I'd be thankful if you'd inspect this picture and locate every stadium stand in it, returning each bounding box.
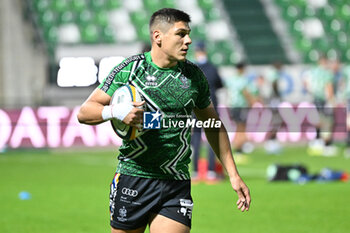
[27,0,350,66]
[222,0,289,64]
[29,0,237,66]
[274,0,350,63]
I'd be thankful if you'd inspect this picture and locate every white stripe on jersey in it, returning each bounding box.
[160,126,191,180]
[129,59,144,80]
[122,137,148,161]
[134,66,180,89]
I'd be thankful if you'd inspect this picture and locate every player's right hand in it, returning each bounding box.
[230,176,251,212]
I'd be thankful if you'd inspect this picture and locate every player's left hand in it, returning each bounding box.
[230,176,251,212]
[122,101,145,128]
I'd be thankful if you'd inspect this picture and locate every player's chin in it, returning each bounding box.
[177,54,187,61]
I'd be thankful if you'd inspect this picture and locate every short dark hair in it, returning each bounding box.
[236,62,246,69]
[149,8,191,34]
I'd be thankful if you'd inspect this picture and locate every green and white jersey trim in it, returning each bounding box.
[119,137,148,161]
[160,127,192,180]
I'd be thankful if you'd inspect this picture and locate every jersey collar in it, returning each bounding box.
[144,51,181,72]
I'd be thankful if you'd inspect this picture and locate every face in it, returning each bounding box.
[159,21,192,62]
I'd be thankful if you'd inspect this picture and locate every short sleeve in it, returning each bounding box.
[99,53,149,96]
[98,61,133,96]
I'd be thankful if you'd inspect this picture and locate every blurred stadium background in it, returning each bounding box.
[0,0,350,233]
[1,0,350,107]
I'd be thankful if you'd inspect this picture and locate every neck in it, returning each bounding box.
[150,48,178,68]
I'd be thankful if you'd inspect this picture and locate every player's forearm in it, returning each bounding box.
[205,125,241,179]
[77,101,106,125]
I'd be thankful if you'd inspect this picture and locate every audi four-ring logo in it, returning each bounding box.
[122,187,138,197]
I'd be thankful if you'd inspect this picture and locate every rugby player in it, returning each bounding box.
[78,8,250,233]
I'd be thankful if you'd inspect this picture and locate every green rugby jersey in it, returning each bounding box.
[99,52,211,180]
[308,66,333,101]
[224,73,250,108]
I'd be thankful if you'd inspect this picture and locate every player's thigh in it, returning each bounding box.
[111,226,146,233]
[149,214,190,233]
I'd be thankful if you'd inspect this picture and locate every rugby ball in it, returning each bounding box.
[110,84,144,140]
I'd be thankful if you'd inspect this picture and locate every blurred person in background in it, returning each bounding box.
[262,62,283,107]
[337,64,350,157]
[329,57,342,96]
[77,8,250,233]
[261,62,285,155]
[303,55,337,156]
[224,62,258,157]
[191,41,224,183]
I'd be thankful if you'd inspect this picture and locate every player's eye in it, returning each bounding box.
[177,30,190,38]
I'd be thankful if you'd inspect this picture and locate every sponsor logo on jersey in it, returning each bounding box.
[179,75,190,89]
[145,75,158,86]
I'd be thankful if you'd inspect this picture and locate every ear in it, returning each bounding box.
[153,30,162,46]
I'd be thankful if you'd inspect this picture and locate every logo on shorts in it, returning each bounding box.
[122,187,139,197]
[177,199,193,219]
[117,206,128,222]
[143,110,161,129]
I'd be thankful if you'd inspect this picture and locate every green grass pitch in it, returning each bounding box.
[0,146,349,233]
